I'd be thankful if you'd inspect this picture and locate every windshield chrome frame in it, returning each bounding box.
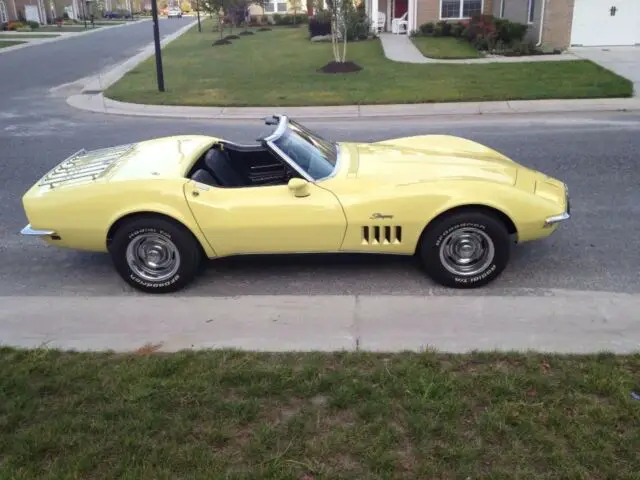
[263,115,339,184]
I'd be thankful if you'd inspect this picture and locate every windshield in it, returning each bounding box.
[271,120,338,181]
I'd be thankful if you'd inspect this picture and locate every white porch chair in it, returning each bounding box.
[373,12,385,33]
[391,11,408,34]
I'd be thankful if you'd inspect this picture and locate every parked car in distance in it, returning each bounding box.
[167,7,182,18]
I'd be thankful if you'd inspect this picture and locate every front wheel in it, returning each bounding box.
[418,210,511,288]
[109,215,203,293]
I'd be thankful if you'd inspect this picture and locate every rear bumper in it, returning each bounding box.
[20,224,56,236]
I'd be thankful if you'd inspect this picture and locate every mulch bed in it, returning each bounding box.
[318,61,363,74]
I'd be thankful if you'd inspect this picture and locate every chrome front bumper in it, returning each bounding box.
[544,186,571,228]
[20,224,56,236]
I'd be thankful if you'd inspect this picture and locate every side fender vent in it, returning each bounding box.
[362,225,403,245]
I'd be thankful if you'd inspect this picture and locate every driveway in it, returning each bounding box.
[570,46,640,96]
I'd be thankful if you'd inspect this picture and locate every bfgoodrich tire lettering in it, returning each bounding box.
[109,215,202,294]
[419,210,511,288]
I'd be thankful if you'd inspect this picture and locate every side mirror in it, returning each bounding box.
[287,178,310,198]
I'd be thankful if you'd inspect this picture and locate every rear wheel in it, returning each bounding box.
[418,210,511,288]
[109,215,203,293]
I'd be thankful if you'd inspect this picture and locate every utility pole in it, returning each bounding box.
[196,0,201,32]
[150,0,165,91]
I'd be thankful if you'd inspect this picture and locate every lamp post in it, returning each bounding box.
[196,0,201,32]
[150,0,165,91]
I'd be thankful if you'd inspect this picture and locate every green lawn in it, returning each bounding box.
[105,24,633,107]
[411,35,483,59]
[1,347,639,478]
[0,40,25,48]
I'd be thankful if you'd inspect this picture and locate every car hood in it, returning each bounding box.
[349,135,520,186]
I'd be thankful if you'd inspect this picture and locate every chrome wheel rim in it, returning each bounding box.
[125,233,181,282]
[438,227,495,277]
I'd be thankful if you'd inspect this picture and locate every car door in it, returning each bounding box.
[184,180,347,257]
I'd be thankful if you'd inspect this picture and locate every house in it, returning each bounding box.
[1,0,74,24]
[1,0,47,23]
[248,0,308,19]
[364,0,640,50]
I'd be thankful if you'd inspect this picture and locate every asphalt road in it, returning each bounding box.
[1,20,639,300]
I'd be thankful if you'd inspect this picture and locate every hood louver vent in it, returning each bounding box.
[362,225,402,245]
[39,143,136,189]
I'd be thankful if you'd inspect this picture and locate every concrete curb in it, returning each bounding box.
[1,291,639,353]
[68,93,640,121]
[0,19,151,55]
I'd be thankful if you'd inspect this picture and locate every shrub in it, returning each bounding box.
[7,21,24,30]
[450,21,465,37]
[344,9,370,40]
[273,13,308,25]
[308,11,331,37]
[249,14,265,25]
[493,18,528,44]
[438,20,452,36]
[418,21,434,35]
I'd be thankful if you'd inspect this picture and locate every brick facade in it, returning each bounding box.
[412,0,574,50]
[540,0,575,49]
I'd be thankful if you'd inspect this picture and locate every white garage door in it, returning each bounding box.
[571,0,640,46]
[24,4,41,23]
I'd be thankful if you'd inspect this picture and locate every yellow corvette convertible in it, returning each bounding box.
[20,115,570,293]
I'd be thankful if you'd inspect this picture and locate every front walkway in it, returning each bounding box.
[379,33,579,64]
[570,46,640,97]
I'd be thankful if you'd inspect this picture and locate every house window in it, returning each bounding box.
[0,0,8,23]
[527,0,535,23]
[264,0,287,13]
[440,0,482,19]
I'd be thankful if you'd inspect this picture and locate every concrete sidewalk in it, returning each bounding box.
[379,33,579,64]
[1,291,639,353]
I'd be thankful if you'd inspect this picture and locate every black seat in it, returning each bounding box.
[191,168,219,186]
[203,149,246,187]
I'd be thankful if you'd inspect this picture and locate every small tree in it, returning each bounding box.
[289,0,302,25]
[202,0,232,39]
[325,0,353,63]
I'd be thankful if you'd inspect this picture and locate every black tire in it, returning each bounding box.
[418,209,511,288]
[109,215,203,294]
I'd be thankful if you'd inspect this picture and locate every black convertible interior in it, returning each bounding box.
[187,142,300,188]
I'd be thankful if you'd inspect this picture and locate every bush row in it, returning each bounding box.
[1,20,40,30]
[248,13,308,26]
[308,8,371,41]
[413,14,529,51]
